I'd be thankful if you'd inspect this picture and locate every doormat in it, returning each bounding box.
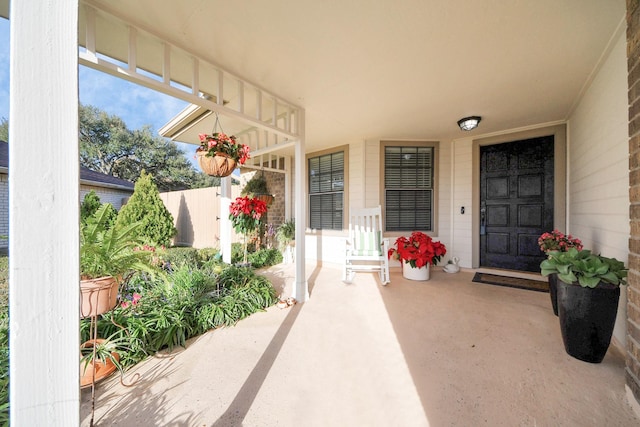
[472,273,549,293]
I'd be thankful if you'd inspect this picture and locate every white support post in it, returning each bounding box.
[220,176,232,264]
[10,1,80,425]
[293,111,308,302]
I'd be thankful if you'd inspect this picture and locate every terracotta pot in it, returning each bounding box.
[80,339,120,388]
[402,261,430,281]
[196,150,237,177]
[80,276,119,319]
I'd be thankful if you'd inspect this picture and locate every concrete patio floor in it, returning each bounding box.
[81,263,640,426]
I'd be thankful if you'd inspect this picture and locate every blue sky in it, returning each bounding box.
[0,18,194,160]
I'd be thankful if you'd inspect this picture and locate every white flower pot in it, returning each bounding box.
[402,261,430,281]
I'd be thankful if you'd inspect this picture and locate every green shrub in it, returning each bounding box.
[231,242,256,264]
[0,301,7,426]
[0,257,7,310]
[82,262,277,370]
[197,247,220,264]
[80,191,117,228]
[116,170,176,247]
[248,248,283,268]
[162,247,200,270]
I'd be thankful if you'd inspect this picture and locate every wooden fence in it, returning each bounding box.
[160,186,242,248]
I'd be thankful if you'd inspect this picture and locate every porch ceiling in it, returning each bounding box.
[59,1,633,149]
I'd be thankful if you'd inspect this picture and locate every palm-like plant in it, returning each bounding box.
[80,204,148,279]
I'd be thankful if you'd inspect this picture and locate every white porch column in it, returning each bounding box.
[10,1,80,425]
[293,111,308,302]
[220,175,232,264]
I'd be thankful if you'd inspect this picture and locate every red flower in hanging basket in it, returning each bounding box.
[196,132,251,165]
[388,231,446,268]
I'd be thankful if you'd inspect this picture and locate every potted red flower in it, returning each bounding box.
[229,196,268,265]
[538,229,583,253]
[388,231,446,281]
[538,229,583,316]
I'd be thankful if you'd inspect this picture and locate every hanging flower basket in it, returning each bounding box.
[196,150,237,177]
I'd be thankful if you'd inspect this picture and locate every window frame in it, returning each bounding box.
[381,141,439,234]
[306,146,349,231]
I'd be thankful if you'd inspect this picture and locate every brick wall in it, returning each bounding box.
[628,0,640,406]
[239,170,286,249]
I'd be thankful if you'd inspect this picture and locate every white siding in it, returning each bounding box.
[80,184,133,210]
[567,29,628,346]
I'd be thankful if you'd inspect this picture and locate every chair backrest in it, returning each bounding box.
[348,206,384,256]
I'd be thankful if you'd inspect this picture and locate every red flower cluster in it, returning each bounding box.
[197,132,251,165]
[388,231,447,268]
[538,230,583,253]
[229,196,268,235]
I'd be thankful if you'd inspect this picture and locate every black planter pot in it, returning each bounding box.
[556,280,620,363]
[548,273,558,316]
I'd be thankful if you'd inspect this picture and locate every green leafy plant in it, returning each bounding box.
[116,170,177,247]
[276,219,295,250]
[241,173,270,197]
[80,333,131,378]
[81,204,152,279]
[540,248,627,288]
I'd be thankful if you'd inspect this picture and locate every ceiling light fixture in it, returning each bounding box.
[457,116,482,131]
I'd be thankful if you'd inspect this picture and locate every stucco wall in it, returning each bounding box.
[567,28,629,347]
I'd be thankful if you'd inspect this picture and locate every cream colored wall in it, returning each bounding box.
[307,139,454,268]
[449,138,474,268]
[566,28,629,347]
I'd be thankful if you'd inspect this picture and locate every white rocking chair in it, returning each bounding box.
[343,206,390,285]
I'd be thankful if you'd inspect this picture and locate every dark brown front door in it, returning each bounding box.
[480,137,554,272]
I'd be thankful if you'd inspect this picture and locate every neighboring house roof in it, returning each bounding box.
[79,166,135,191]
[0,141,135,191]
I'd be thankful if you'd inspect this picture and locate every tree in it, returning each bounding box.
[0,118,7,142]
[79,104,221,191]
[116,170,176,247]
[80,190,117,228]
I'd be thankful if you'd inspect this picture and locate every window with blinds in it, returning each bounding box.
[309,151,344,230]
[384,146,433,231]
